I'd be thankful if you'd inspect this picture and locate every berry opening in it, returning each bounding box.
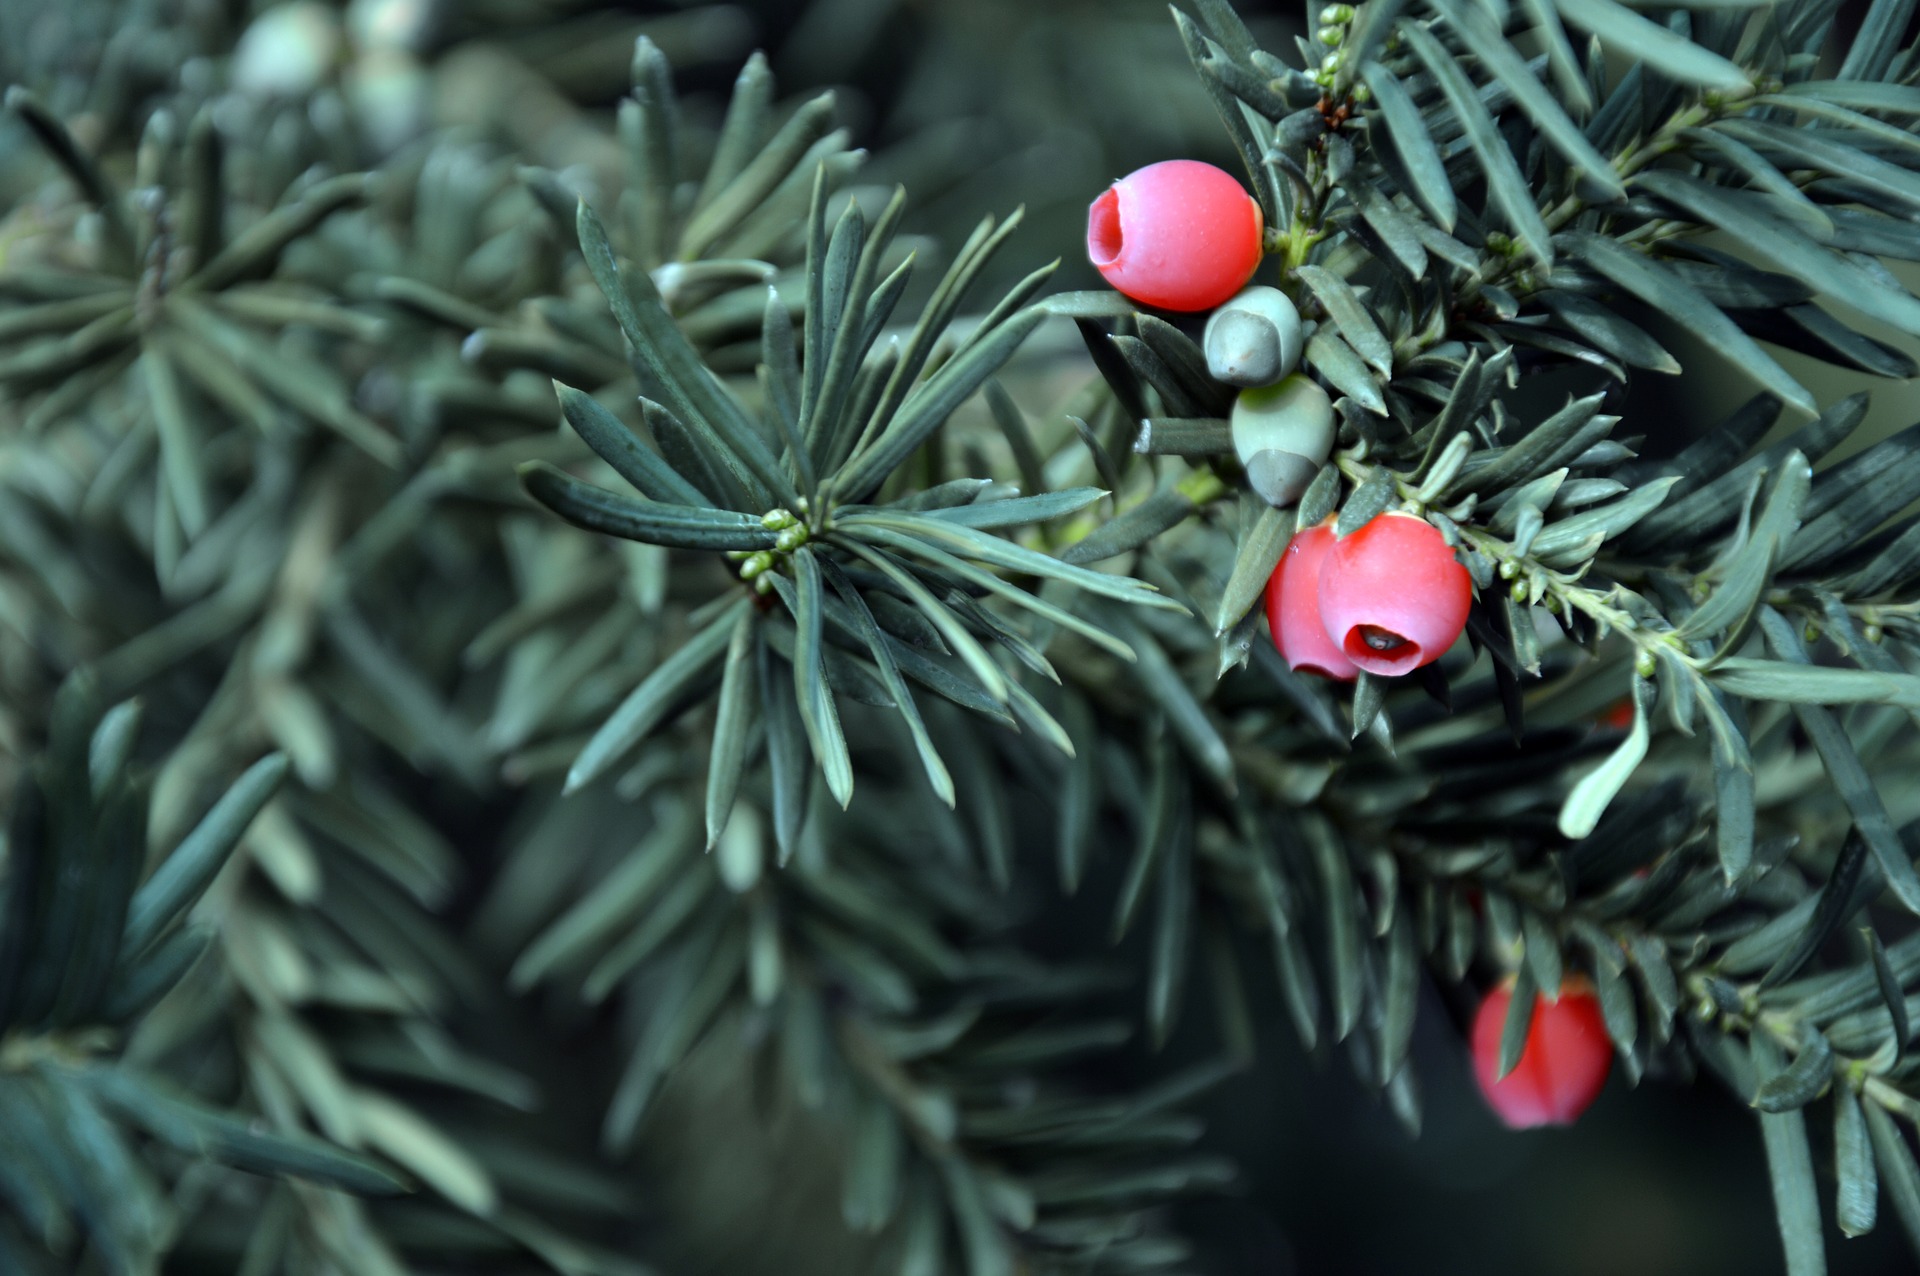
[1357,625,1408,653]
[1088,187,1123,267]
[1342,624,1423,675]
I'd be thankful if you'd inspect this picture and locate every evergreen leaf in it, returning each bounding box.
[1310,819,1366,1044]
[838,542,1009,703]
[1760,835,1874,989]
[1498,960,1539,1080]
[574,200,792,505]
[1558,676,1651,839]
[1148,811,1194,1046]
[705,612,761,844]
[839,511,1182,611]
[1296,266,1395,375]
[820,558,955,806]
[1359,62,1458,230]
[1058,488,1196,567]
[518,462,777,552]
[1554,0,1752,89]
[1752,1034,1830,1276]
[120,754,287,960]
[1865,1100,1920,1255]
[1215,503,1295,633]
[566,599,750,793]
[511,813,699,991]
[1402,21,1555,265]
[83,1067,406,1195]
[1838,0,1919,80]
[924,488,1106,530]
[1677,452,1810,648]
[1636,170,1920,338]
[1753,1028,1833,1112]
[1711,661,1920,711]
[1835,1085,1878,1237]
[1558,231,1813,414]
[1758,609,1920,914]
[679,92,839,259]
[835,305,1045,503]
[554,383,713,507]
[1430,0,1623,198]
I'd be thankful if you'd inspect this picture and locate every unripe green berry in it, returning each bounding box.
[1204,285,1304,387]
[1230,374,1334,509]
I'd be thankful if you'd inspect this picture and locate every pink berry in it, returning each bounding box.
[1087,160,1264,312]
[1316,512,1472,677]
[1470,975,1612,1129]
[1265,521,1358,682]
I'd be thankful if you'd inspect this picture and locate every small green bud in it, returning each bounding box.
[1319,4,1356,22]
[1865,623,1885,645]
[774,526,808,553]
[1498,559,1519,581]
[761,508,797,530]
[1317,25,1344,46]
[1509,580,1527,602]
[1635,650,1657,678]
[739,551,774,580]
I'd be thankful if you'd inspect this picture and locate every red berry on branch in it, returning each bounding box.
[1265,521,1358,682]
[1316,512,1472,677]
[1599,698,1635,730]
[1470,975,1612,1129]
[1087,160,1264,312]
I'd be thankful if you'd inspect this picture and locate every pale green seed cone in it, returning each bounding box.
[1245,449,1319,508]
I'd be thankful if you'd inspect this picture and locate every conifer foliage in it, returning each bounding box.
[8,0,1920,1272]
